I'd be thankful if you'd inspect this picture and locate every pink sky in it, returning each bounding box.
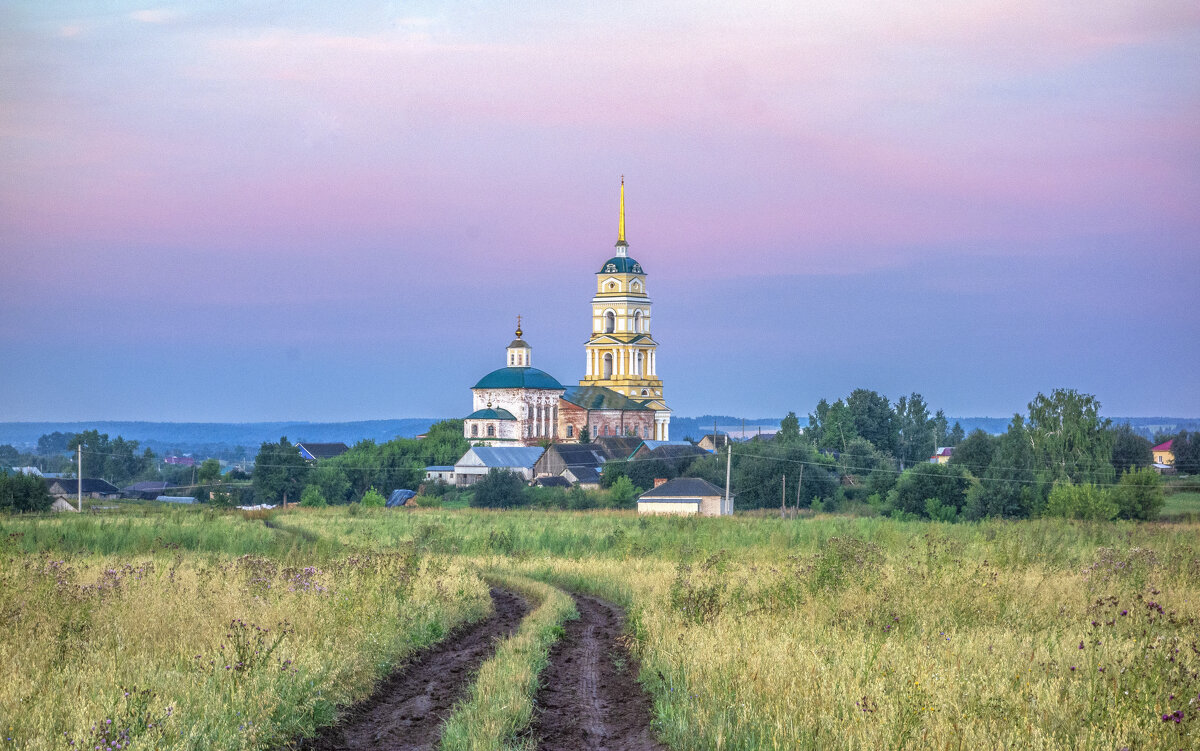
[1,1,1198,420]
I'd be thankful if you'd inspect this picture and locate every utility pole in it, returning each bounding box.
[76,444,82,512]
[724,443,732,515]
[780,473,786,519]
[795,464,804,518]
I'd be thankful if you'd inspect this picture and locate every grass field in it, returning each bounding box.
[2,508,1197,749]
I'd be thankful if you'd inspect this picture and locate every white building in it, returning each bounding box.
[453,446,546,487]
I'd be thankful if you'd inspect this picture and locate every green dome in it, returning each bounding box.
[598,256,644,274]
[472,367,564,390]
[466,406,517,420]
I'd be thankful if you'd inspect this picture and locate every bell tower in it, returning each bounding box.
[581,178,671,440]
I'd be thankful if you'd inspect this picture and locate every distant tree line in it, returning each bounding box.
[249,419,470,506]
[597,387,1188,522]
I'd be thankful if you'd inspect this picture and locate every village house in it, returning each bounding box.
[45,478,121,501]
[424,465,456,484]
[1152,439,1175,472]
[636,477,730,516]
[929,447,954,464]
[453,446,546,487]
[696,433,731,452]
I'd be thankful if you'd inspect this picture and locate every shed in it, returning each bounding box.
[636,477,730,517]
[534,476,572,489]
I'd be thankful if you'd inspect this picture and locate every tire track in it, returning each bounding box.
[297,587,527,751]
[532,593,666,751]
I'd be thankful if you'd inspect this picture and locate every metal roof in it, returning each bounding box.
[472,366,564,391]
[457,446,545,469]
[466,407,517,421]
[598,256,645,274]
[562,386,653,411]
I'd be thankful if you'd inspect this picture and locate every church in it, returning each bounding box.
[464,179,672,446]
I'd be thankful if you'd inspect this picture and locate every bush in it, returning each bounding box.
[1113,466,1164,521]
[468,470,527,509]
[1044,483,1117,521]
[299,485,327,508]
[360,487,386,508]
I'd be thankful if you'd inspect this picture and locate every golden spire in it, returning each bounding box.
[617,175,626,245]
[515,314,522,339]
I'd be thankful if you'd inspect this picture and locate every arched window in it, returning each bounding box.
[567,424,574,438]
[487,424,495,437]
[634,310,643,333]
[641,389,648,396]
[603,353,613,378]
[635,351,643,375]
[471,424,478,437]
[605,311,615,333]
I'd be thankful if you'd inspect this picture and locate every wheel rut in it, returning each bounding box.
[297,586,527,751]
[531,593,666,751]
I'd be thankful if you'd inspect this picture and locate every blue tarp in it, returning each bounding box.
[386,489,417,508]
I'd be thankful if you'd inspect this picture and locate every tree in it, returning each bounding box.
[948,422,965,447]
[252,437,309,505]
[197,458,222,485]
[837,437,896,496]
[886,462,974,519]
[949,430,996,476]
[1026,389,1114,485]
[1113,467,1164,521]
[0,445,19,465]
[66,431,151,486]
[578,424,591,443]
[310,465,351,505]
[0,472,53,512]
[932,409,950,448]
[963,415,1042,520]
[1173,431,1200,475]
[608,475,641,506]
[37,431,73,455]
[730,442,837,509]
[777,411,802,444]
[469,469,527,509]
[1109,424,1152,475]
[894,393,935,470]
[846,389,897,453]
[817,400,857,453]
[300,485,328,508]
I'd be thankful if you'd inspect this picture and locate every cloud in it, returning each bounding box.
[129,8,180,25]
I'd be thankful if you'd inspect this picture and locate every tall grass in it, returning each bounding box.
[0,514,487,750]
[289,508,1200,749]
[5,507,1197,749]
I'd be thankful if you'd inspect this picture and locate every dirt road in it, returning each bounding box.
[297,587,527,751]
[531,593,666,751]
